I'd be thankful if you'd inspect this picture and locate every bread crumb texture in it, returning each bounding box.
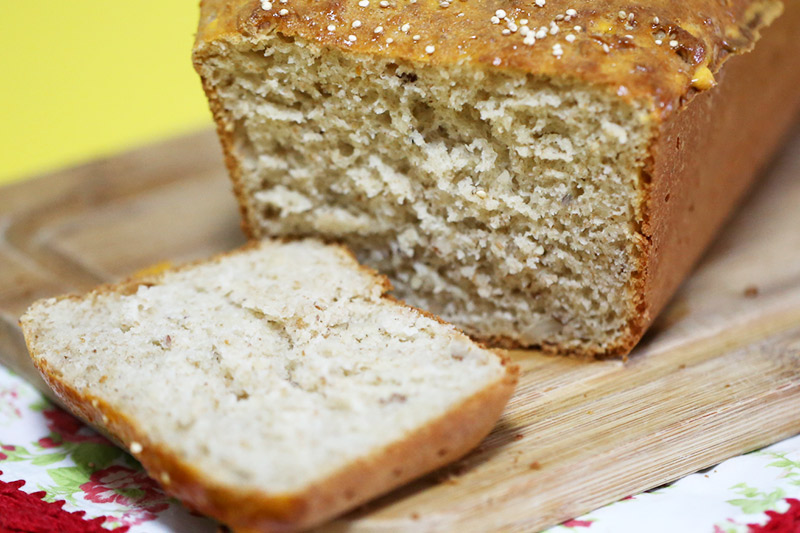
[197,33,655,353]
[21,240,506,493]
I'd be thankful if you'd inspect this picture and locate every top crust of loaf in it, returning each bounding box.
[194,0,782,116]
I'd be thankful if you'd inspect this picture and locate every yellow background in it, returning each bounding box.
[0,2,213,185]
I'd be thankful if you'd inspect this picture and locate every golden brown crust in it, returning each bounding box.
[20,241,517,532]
[195,0,782,115]
[630,0,800,353]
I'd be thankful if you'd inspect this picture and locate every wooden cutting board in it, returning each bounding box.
[2,129,800,532]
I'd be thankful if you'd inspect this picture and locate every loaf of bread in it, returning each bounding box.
[194,0,800,357]
[20,239,516,532]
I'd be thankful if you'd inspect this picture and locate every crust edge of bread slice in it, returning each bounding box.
[20,240,518,532]
[32,354,516,531]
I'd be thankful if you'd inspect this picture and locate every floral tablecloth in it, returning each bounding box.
[1,364,798,533]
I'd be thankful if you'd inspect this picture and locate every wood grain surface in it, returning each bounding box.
[1,128,799,532]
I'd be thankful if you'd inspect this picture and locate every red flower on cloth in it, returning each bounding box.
[748,498,800,533]
[0,470,127,533]
[37,407,110,448]
[563,519,593,528]
[0,444,15,460]
[80,466,169,525]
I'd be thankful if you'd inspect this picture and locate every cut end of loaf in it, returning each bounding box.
[195,33,656,356]
[20,239,514,531]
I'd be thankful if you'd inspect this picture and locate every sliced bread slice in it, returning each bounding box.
[20,239,516,532]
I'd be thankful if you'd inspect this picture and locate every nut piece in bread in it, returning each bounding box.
[20,239,516,532]
[193,0,800,357]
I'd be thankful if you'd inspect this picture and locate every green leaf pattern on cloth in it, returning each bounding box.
[728,484,786,515]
